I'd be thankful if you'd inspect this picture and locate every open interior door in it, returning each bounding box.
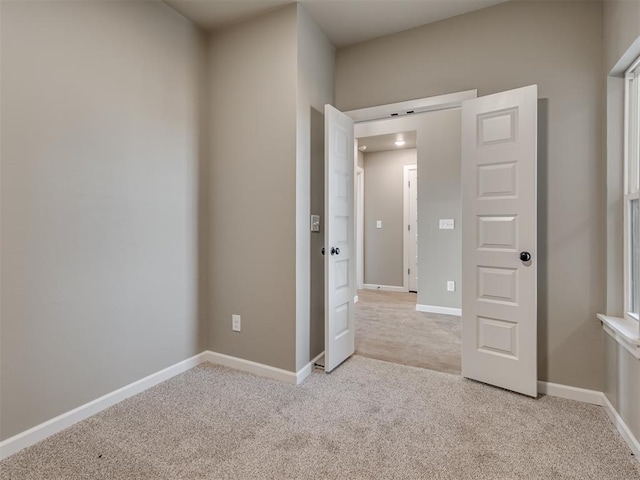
[324,104,355,373]
[461,85,538,397]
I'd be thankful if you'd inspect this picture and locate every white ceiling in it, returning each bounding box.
[358,131,417,153]
[164,0,508,48]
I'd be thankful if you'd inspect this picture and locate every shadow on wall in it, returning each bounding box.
[310,107,325,360]
[197,31,210,353]
[537,98,549,380]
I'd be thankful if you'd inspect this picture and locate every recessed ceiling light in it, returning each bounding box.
[358,145,367,151]
[394,140,406,147]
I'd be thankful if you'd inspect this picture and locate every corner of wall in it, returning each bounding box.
[295,5,335,371]
[206,4,298,372]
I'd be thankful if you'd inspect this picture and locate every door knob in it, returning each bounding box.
[321,248,325,256]
[330,247,340,256]
[519,251,531,262]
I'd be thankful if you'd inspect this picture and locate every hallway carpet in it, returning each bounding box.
[1,357,638,479]
[355,289,461,374]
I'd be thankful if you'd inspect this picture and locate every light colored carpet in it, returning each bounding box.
[356,289,461,374]
[1,356,638,479]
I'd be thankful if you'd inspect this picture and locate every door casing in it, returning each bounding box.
[404,165,418,292]
[356,166,364,292]
[342,87,538,398]
[326,91,478,373]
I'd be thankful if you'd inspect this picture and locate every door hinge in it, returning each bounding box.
[408,268,410,275]
[408,224,410,231]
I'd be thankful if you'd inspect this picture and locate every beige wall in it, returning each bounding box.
[604,0,640,74]
[417,109,462,310]
[295,5,335,370]
[603,334,640,442]
[337,1,605,390]
[603,0,640,449]
[207,5,298,372]
[363,149,417,287]
[606,75,625,318]
[309,108,325,364]
[0,0,205,440]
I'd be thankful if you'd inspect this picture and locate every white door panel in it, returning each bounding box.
[325,105,355,373]
[461,85,537,397]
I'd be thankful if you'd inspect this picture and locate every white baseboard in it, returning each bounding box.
[0,352,209,460]
[203,351,297,385]
[363,284,407,293]
[0,350,303,461]
[538,381,639,462]
[601,393,640,459]
[296,352,325,384]
[416,304,462,316]
[537,381,604,406]
[4,352,638,465]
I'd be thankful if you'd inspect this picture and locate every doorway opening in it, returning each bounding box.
[329,85,539,398]
[357,131,417,293]
[353,121,462,375]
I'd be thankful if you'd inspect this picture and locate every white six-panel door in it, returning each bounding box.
[461,85,538,397]
[325,105,355,373]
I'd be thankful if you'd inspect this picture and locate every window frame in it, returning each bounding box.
[624,55,640,324]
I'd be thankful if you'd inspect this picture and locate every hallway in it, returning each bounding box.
[354,289,461,374]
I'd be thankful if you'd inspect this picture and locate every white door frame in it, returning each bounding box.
[347,88,538,398]
[348,89,476,136]
[322,90,477,374]
[346,90,478,123]
[404,164,418,292]
[356,166,365,291]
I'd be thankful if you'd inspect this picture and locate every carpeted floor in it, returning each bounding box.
[1,356,638,479]
[355,289,461,374]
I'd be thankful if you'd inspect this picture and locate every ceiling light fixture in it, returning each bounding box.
[394,140,406,147]
[358,145,367,151]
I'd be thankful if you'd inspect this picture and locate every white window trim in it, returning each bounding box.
[623,56,640,326]
[598,314,640,360]
[601,56,640,358]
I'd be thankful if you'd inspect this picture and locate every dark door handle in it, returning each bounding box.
[330,247,340,256]
[519,251,531,262]
[321,248,325,256]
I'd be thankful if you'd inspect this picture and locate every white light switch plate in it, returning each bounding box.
[376,220,382,229]
[310,215,320,232]
[447,281,455,292]
[232,314,241,332]
[439,219,455,230]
